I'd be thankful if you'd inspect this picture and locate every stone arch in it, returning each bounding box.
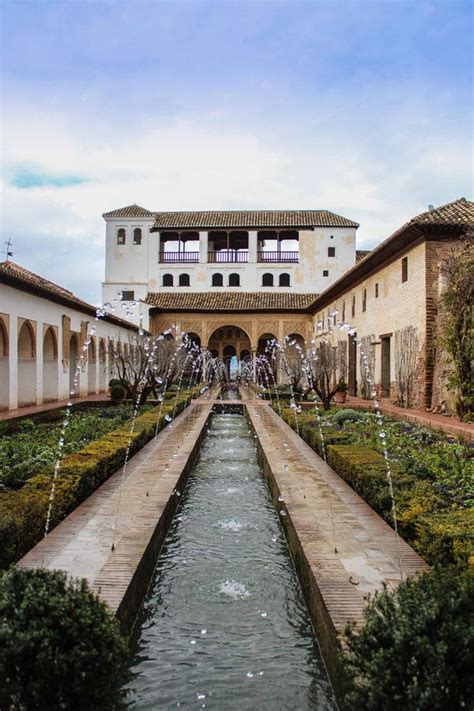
[207,324,251,374]
[18,320,36,407]
[69,333,80,397]
[87,336,97,395]
[0,317,9,410]
[43,326,58,402]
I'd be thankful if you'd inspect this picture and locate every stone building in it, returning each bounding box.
[102,206,359,323]
[0,261,138,410]
[311,197,473,410]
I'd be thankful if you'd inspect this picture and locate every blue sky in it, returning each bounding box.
[1,0,472,302]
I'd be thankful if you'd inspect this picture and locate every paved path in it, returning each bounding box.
[0,393,109,421]
[19,399,213,628]
[346,395,474,443]
[245,402,429,633]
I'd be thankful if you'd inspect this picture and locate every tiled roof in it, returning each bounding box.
[356,249,371,262]
[151,210,358,230]
[102,205,358,229]
[414,197,473,225]
[308,197,474,314]
[0,261,138,331]
[146,291,319,312]
[103,204,155,218]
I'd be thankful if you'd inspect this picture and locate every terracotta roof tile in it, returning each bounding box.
[414,197,474,225]
[151,209,358,230]
[103,204,155,218]
[0,261,138,331]
[146,291,318,312]
[356,249,371,262]
[102,205,358,229]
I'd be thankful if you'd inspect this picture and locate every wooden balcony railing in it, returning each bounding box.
[208,250,249,263]
[159,252,199,263]
[257,251,299,263]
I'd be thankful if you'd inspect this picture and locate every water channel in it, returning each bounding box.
[127,412,336,709]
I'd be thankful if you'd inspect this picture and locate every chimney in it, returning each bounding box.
[428,204,435,211]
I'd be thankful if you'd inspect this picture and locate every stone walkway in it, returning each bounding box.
[19,399,213,631]
[245,402,429,634]
[0,393,109,421]
[346,395,474,443]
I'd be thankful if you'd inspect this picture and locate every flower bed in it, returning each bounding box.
[0,386,203,568]
[273,404,473,569]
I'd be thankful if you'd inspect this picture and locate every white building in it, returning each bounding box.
[102,205,358,324]
[0,261,139,411]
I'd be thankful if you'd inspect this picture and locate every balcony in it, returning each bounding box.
[159,252,199,264]
[208,250,249,263]
[257,251,299,263]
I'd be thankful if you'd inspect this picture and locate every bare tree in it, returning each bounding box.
[108,334,182,405]
[306,341,341,409]
[281,340,305,392]
[394,326,420,408]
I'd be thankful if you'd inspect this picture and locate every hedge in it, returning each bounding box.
[0,387,202,568]
[273,405,473,569]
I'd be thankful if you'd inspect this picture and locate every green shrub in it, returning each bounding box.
[0,567,129,710]
[330,408,366,425]
[110,384,126,401]
[341,567,474,710]
[0,387,201,568]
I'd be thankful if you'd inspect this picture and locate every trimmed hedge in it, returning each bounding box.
[273,404,473,569]
[0,387,202,568]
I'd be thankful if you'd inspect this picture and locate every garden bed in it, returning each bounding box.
[0,386,203,568]
[272,404,473,569]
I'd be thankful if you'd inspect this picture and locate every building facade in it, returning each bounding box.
[0,262,138,411]
[102,205,359,323]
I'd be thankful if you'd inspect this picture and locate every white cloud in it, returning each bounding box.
[2,95,471,302]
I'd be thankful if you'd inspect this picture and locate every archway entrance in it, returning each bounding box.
[18,320,36,407]
[257,332,277,384]
[207,325,251,380]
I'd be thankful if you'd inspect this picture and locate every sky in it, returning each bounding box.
[1,0,472,303]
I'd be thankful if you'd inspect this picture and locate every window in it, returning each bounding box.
[262,273,274,287]
[117,228,126,245]
[212,273,223,287]
[228,273,240,287]
[122,290,135,301]
[179,273,190,287]
[342,301,346,322]
[328,247,336,257]
[279,273,291,286]
[333,309,337,326]
[323,270,329,277]
[375,283,379,298]
[162,274,173,287]
[133,228,142,245]
[351,294,356,318]
[402,257,408,283]
[362,288,367,312]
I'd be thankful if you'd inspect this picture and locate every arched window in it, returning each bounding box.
[279,273,291,287]
[163,274,174,287]
[117,228,126,245]
[0,318,8,357]
[262,273,274,287]
[18,321,35,358]
[212,273,223,287]
[228,273,240,287]
[179,273,190,287]
[133,228,142,245]
[43,327,57,360]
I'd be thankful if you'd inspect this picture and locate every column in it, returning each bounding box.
[248,231,258,263]
[36,321,44,405]
[9,317,18,410]
[199,231,208,263]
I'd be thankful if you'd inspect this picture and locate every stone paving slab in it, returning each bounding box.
[19,400,213,626]
[245,403,429,635]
